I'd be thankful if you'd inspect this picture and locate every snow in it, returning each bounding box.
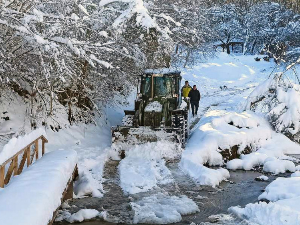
[256,175,269,181]
[180,110,273,187]
[263,159,295,174]
[0,128,46,165]
[177,53,294,187]
[78,4,89,16]
[245,73,300,137]
[227,154,297,174]
[226,158,244,170]
[180,99,188,109]
[291,171,300,177]
[119,141,181,194]
[71,13,80,21]
[180,75,300,185]
[226,126,300,173]
[229,199,300,225]
[145,68,180,74]
[2,52,299,224]
[100,0,157,29]
[74,166,104,198]
[35,34,48,44]
[32,9,44,22]
[258,177,300,202]
[0,150,77,225]
[99,31,108,38]
[122,115,134,126]
[131,193,199,224]
[90,54,113,68]
[56,209,101,223]
[180,160,230,187]
[47,126,111,198]
[45,96,136,199]
[144,101,163,112]
[158,13,181,27]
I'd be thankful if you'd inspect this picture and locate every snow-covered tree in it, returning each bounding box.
[243,2,294,57]
[99,0,213,68]
[208,4,244,54]
[0,0,143,128]
[246,72,300,142]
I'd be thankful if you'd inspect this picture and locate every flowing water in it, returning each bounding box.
[54,160,284,225]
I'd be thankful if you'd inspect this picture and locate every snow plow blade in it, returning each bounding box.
[111,126,181,152]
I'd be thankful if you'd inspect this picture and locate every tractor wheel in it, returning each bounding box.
[172,114,186,148]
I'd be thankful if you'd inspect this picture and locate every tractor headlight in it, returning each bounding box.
[173,94,178,98]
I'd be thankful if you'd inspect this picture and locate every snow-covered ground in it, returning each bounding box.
[2,53,300,224]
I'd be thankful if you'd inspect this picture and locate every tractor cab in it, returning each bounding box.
[139,70,182,112]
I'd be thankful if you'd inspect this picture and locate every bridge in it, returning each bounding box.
[0,131,78,225]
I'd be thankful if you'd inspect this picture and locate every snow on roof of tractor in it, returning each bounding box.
[144,68,181,75]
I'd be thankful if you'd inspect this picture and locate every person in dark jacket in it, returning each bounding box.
[188,85,201,117]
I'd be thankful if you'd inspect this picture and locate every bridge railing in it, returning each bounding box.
[0,135,48,188]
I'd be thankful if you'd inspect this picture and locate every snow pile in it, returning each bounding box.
[226,153,268,170]
[56,209,103,223]
[263,159,295,174]
[74,167,104,198]
[144,101,163,112]
[226,132,300,173]
[256,175,269,181]
[227,156,296,174]
[0,150,77,225]
[0,128,47,165]
[181,109,300,185]
[230,199,300,225]
[119,141,181,194]
[258,177,300,201]
[245,74,300,141]
[180,110,276,187]
[74,147,111,198]
[291,171,300,177]
[131,193,199,224]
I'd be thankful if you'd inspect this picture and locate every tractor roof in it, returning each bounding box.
[144,68,181,76]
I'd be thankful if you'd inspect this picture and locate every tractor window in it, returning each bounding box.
[154,77,174,98]
[141,77,151,97]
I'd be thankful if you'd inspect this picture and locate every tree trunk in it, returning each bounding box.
[184,49,191,68]
[251,39,257,54]
[68,101,73,125]
[226,44,231,54]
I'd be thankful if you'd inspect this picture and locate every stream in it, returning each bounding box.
[54,160,285,225]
